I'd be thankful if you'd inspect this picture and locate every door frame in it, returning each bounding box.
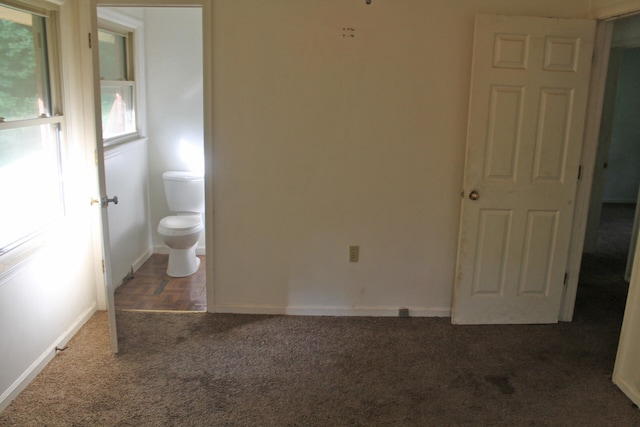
[88,0,215,349]
[561,6,640,321]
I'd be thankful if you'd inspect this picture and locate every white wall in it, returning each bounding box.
[144,8,204,253]
[0,0,98,410]
[105,139,152,284]
[211,0,592,316]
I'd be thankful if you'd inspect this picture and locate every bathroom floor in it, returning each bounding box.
[114,254,206,311]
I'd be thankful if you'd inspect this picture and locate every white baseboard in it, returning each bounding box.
[153,245,206,256]
[212,304,451,318]
[613,374,640,408]
[114,249,153,290]
[132,248,153,273]
[0,303,97,412]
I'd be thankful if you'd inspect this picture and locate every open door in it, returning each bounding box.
[452,15,596,324]
[88,0,118,352]
[613,230,640,407]
[625,186,640,281]
[93,157,119,354]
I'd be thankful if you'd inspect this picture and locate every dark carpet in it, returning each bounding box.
[1,204,640,426]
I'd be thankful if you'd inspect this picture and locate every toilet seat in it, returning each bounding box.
[158,215,203,236]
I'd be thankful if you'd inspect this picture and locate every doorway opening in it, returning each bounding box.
[576,204,636,322]
[97,6,207,312]
[576,19,640,321]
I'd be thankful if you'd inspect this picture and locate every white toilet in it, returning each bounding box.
[157,171,204,277]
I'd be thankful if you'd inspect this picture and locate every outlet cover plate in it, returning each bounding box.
[349,245,359,262]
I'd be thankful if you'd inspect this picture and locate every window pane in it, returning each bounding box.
[0,5,51,121]
[101,84,136,140]
[0,124,63,251]
[98,30,127,80]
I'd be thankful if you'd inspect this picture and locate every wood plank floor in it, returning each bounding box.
[114,254,206,312]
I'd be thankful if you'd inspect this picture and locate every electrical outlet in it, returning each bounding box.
[349,245,359,262]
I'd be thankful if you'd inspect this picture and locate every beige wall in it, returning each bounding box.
[211,0,592,315]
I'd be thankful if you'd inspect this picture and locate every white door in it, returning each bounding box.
[613,231,640,407]
[89,0,118,352]
[625,186,640,281]
[95,158,119,354]
[452,15,596,324]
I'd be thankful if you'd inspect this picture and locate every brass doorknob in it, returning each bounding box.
[469,190,480,201]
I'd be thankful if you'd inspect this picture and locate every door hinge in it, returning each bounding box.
[563,272,568,285]
[102,259,105,273]
[577,165,582,180]
[88,33,92,49]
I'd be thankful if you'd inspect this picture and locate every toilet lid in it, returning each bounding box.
[158,215,203,236]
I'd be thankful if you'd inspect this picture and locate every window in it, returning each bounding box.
[98,27,136,142]
[0,2,64,255]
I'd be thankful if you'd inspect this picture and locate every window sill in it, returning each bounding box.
[104,136,148,160]
[103,132,143,149]
[0,232,47,286]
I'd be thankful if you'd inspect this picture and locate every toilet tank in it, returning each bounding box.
[162,171,205,213]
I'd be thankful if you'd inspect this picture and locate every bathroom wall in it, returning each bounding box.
[144,8,205,254]
[104,139,152,284]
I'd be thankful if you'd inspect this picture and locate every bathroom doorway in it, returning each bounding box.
[97,6,207,313]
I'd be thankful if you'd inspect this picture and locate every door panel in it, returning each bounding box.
[519,210,557,296]
[485,86,523,181]
[452,15,596,324]
[472,209,511,296]
[534,88,573,182]
[89,0,118,352]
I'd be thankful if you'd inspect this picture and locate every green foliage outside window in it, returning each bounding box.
[0,17,43,121]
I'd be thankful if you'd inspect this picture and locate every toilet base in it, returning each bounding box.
[167,245,201,277]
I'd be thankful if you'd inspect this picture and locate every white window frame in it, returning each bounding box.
[97,8,146,146]
[0,0,65,280]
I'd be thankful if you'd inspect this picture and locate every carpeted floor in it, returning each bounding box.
[1,204,639,426]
